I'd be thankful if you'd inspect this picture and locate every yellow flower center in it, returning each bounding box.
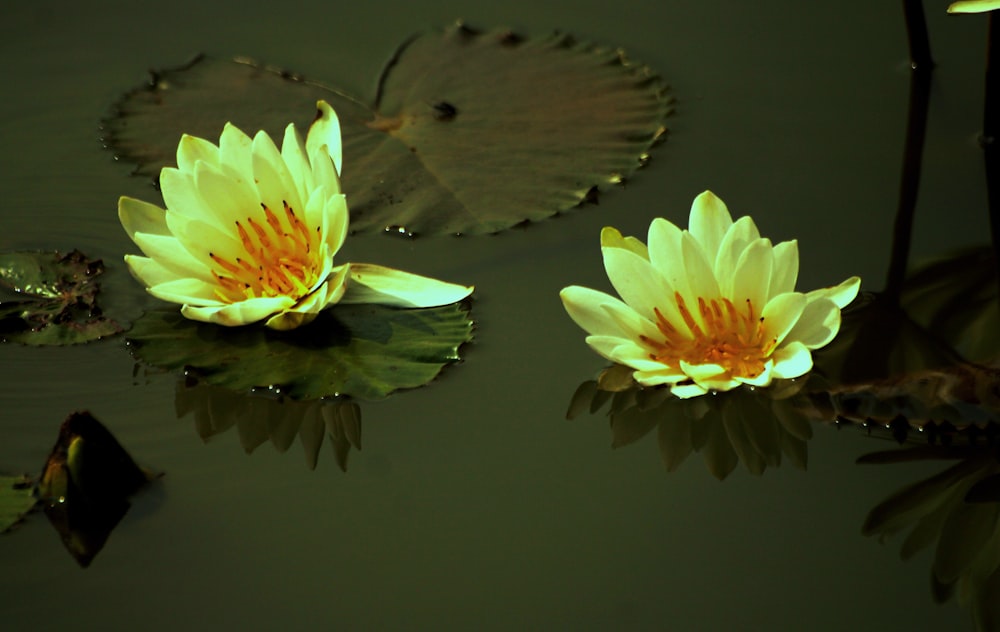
[208,201,321,303]
[639,291,778,379]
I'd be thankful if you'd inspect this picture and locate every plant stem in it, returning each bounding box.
[983,14,1000,289]
[884,1,935,302]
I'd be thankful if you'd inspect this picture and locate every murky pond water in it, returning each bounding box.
[1,2,994,630]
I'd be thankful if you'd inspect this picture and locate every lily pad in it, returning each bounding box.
[0,250,123,345]
[127,302,474,400]
[102,23,671,235]
[0,474,37,533]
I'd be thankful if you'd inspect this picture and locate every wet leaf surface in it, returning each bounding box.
[127,302,474,400]
[103,23,671,235]
[0,250,123,345]
[0,474,38,533]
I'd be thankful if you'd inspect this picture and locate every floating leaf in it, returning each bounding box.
[127,303,473,400]
[0,250,123,345]
[175,381,362,471]
[0,474,37,533]
[37,411,157,567]
[102,23,671,235]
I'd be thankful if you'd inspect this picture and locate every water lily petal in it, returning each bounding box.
[561,286,647,339]
[306,100,343,176]
[600,226,648,259]
[340,263,473,308]
[164,212,243,272]
[948,1,1000,13]
[119,196,170,239]
[251,129,304,219]
[770,240,799,298]
[735,361,774,387]
[785,296,841,349]
[771,341,813,379]
[688,190,733,261]
[760,291,807,347]
[730,238,773,313]
[193,160,260,227]
[714,215,761,284]
[670,382,710,398]
[296,263,351,313]
[148,278,226,305]
[159,168,223,229]
[124,255,185,288]
[218,123,255,184]
[281,123,315,208]
[182,296,297,326]
[584,334,630,360]
[132,232,214,282]
[322,194,349,255]
[634,369,690,387]
[646,217,689,297]
[608,341,675,372]
[807,276,861,309]
[309,143,342,197]
[680,231,720,303]
[176,133,220,173]
[603,246,680,326]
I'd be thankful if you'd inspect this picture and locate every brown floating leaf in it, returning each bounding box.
[36,411,157,567]
[103,23,671,235]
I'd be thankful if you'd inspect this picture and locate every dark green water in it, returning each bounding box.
[0,2,992,630]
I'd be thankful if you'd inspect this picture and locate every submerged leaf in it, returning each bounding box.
[103,24,671,235]
[0,250,123,345]
[128,303,473,400]
[0,474,38,533]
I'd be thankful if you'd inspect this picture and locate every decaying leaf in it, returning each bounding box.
[0,250,123,345]
[37,411,157,567]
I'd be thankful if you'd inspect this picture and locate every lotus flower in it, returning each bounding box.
[119,100,472,330]
[560,190,860,398]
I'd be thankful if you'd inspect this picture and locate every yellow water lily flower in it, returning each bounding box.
[119,100,472,330]
[560,190,860,398]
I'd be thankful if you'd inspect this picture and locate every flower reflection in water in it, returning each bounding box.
[175,379,361,471]
[567,365,820,479]
[860,440,1000,631]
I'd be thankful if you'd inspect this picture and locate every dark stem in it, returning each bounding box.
[984,14,1000,289]
[883,6,934,301]
[902,0,934,70]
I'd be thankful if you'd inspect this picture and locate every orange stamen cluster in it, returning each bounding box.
[639,291,778,379]
[209,201,321,302]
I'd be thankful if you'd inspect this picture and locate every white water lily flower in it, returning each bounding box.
[560,190,860,399]
[119,100,473,330]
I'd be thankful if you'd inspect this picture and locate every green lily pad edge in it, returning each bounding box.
[127,301,475,401]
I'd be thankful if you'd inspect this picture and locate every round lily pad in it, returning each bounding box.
[102,23,671,235]
[126,303,474,400]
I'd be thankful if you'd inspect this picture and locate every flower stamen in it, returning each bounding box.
[643,293,770,380]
